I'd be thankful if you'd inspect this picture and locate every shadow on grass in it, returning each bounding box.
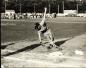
[2,39,70,57]
[55,37,72,47]
[1,43,15,49]
[2,43,41,56]
[55,40,66,47]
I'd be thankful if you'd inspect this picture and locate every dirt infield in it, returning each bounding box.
[1,34,86,67]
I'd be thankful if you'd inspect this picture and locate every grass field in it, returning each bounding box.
[1,17,86,43]
[1,17,86,67]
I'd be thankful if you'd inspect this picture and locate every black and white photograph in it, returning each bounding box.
[1,0,86,68]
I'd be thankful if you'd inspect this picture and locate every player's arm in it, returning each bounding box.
[40,7,47,26]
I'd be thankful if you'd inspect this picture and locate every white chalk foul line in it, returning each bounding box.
[4,56,58,66]
[3,56,86,67]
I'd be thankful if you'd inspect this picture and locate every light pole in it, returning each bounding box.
[19,3,22,14]
[5,0,8,12]
[77,3,78,13]
[5,1,6,12]
[49,3,51,14]
[34,3,36,13]
[62,1,64,13]
[58,4,59,14]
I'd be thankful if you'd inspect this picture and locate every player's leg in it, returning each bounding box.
[44,29,57,48]
[48,32,62,50]
[48,29,54,41]
[49,30,60,48]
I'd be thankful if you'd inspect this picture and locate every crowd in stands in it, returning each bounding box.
[1,13,57,19]
[1,12,86,19]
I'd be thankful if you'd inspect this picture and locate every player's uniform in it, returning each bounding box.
[35,7,58,49]
[35,22,57,49]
